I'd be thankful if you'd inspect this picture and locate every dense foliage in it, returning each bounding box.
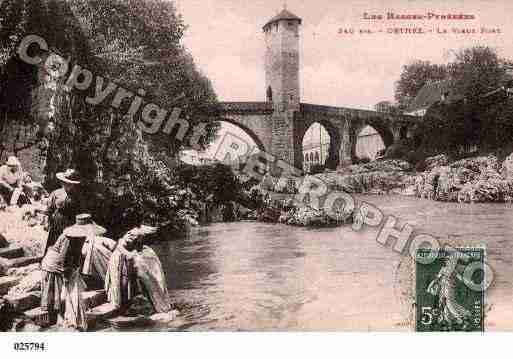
[175,162,246,205]
[394,47,513,160]
[413,47,513,155]
[394,60,448,111]
[0,0,222,235]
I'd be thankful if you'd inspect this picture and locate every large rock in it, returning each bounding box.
[86,303,121,329]
[10,319,42,332]
[0,246,24,259]
[0,276,21,295]
[451,155,499,172]
[6,256,42,269]
[83,290,107,310]
[317,160,415,195]
[279,205,352,227]
[0,257,41,276]
[4,291,41,312]
[6,263,40,277]
[424,154,449,172]
[338,159,412,175]
[7,270,42,296]
[107,315,153,330]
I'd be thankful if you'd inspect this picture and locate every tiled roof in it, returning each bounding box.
[406,80,461,113]
[263,9,302,29]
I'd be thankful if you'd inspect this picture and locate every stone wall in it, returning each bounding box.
[271,110,296,166]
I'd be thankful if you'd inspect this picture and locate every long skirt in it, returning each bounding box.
[40,270,88,330]
[41,271,65,314]
[105,250,138,309]
[62,270,88,330]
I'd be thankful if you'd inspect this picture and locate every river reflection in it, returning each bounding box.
[150,195,512,331]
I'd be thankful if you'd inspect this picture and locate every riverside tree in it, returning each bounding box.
[415,46,513,154]
[0,0,221,235]
[394,60,448,111]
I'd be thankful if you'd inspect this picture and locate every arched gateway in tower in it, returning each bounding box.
[219,8,417,173]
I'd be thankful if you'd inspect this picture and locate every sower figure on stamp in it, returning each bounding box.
[105,226,173,315]
[426,254,472,329]
[44,169,89,255]
[40,214,107,329]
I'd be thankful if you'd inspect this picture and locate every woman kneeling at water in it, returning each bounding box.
[105,226,172,314]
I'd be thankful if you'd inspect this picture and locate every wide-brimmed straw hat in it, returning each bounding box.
[6,156,19,166]
[56,169,81,184]
[63,213,107,238]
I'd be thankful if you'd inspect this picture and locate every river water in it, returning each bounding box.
[150,195,512,331]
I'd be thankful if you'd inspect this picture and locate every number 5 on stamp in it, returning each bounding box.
[415,247,485,332]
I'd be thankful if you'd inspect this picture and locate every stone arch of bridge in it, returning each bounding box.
[352,117,395,160]
[218,117,268,155]
[296,118,342,171]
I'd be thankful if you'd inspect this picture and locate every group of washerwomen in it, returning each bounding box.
[34,167,173,330]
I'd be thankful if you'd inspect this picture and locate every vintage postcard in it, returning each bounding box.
[0,0,512,347]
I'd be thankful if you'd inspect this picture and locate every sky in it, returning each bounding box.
[174,0,513,110]
[172,0,513,157]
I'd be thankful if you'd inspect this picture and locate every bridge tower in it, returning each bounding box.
[263,7,302,168]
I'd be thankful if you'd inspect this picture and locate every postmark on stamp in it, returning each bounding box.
[415,247,485,332]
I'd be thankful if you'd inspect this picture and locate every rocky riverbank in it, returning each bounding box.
[0,207,46,331]
[414,154,513,203]
[311,159,416,196]
[308,155,513,203]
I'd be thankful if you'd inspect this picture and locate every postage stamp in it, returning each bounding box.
[415,247,485,332]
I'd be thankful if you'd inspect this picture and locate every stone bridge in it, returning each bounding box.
[219,101,418,171]
[214,8,420,173]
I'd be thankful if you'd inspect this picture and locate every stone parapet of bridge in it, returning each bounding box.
[219,102,274,115]
[300,103,417,124]
[217,100,419,173]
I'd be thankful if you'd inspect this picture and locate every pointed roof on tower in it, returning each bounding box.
[263,8,302,30]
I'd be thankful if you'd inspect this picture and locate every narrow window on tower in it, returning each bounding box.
[267,86,273,102]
